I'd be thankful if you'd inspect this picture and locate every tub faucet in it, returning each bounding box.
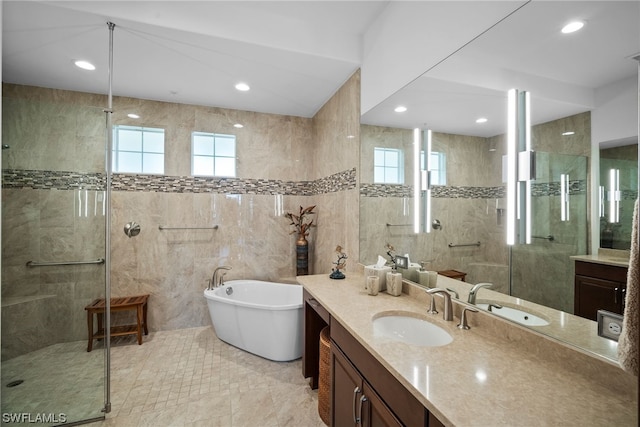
[468,282,492,304]
[211,266,232,289]
[426,288,453,321]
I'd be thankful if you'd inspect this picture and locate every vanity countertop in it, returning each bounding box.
[571,249,630,267]
[298,273,637,427]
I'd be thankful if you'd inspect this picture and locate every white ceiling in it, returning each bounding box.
[3,1,639,135]
[2,1,388,117]
[361,1,640,137]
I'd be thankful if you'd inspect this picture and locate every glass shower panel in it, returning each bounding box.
[510,152,588,313]
[1,96,108,424]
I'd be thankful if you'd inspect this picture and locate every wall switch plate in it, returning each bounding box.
[395,255,408,269]
[597,310,624,341]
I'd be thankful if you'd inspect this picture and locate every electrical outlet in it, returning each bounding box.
[597,310,624,341]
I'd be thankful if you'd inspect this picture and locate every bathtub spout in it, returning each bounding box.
[211,266,232,289]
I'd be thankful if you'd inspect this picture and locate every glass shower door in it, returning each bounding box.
[510,152,588,313]
[1,96,109,424]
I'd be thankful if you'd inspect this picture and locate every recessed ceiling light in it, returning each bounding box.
[74,60,95,71]
[233,123,244,128]
[346,135,355,139]
[562,131,575,136]
[561,21,584,34]
[394,106,407,113]
[235,82,250,92]
[127,113,140,119]
[476,117,488,124]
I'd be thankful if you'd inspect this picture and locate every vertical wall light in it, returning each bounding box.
[506,89,533,245]
[609,168,621,223]
[561,174,570,221]
[598,185,606,218]
[424,129,432,234]
[506,89,517,245]
[413,128,421,233]
[522,91,532,244]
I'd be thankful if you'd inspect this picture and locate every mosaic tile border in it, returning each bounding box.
[2,168,357,196]
[1,170,105,190]
[360,180,589,199]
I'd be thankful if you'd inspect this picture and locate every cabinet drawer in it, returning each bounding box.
[575,261,627,283]
[304,289,330,323]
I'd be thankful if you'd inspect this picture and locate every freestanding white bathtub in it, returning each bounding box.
[203,279,303,362]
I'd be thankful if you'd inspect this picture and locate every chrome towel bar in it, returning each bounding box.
[448,241,481,248]
[26,258,105,267]
[158,225,219,230]
[532,235,555,241]
[386,223,412,227]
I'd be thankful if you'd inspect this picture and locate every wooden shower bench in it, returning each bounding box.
[84,294,149,352]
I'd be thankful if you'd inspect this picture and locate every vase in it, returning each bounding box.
[296,235,309,275]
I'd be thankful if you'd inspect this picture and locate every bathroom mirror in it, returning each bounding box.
[359,1,639,362]
[599,139,638,250]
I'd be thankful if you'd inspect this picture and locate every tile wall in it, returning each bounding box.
[1,71,360,358]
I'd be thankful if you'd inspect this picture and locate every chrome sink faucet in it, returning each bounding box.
[210,266,232,289]
[426,288,453,321]
[467,282,492,304]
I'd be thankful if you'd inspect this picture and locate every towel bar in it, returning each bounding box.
[448,242,481,248]
[158,225,219,230]
[26,258,105,267]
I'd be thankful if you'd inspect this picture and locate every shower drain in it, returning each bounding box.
[6,380,24,388]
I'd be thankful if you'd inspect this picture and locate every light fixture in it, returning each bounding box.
[506,89,517,245]
[394,106,407,113]
[127,113,140,119]
[562,131,575,136]
[523,92,532,244]
[561,21,584,34]
[413,128,421,234]
[599,185,606,217]
[609,168,620,223]
[561,173,570,221]
[74,60,95,71]
[424,129,432,234]
[476,117,488,124]
[233,123,244,128]
[235,82,250,92]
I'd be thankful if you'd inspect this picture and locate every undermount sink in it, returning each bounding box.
[372,312,453,347]
[476,303,550,327]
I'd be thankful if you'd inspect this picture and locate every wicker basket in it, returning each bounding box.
[318,326,331,425]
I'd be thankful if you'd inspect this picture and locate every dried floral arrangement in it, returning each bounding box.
[284,205,316,238]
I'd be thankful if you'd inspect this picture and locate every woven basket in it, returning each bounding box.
[318,326,331,425]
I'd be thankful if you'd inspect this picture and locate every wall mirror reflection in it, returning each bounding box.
[360,1,639,362]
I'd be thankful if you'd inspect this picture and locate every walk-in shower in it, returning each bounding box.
[1,22,115,425]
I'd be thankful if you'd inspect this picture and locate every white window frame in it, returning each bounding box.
[374,147,404,184]
[112,125,165,174]
[191,131,237,177]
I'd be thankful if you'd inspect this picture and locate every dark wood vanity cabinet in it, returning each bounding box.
[574,261,627,321]
[303,290,445,427]
[332,342,402,427]
[303,289,330,389]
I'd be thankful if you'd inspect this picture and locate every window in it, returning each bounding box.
[113,125,165,174]
[421,150,447,186]
[192,132,236,177]
[374,147,404,184]
[430,151,447,185]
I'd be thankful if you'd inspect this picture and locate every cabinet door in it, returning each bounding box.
[331,343,363,426]
[575,275,624,320]
[362,382,402,427]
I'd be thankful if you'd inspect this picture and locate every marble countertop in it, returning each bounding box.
[299,273,637,427]
[571,249,630,267]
